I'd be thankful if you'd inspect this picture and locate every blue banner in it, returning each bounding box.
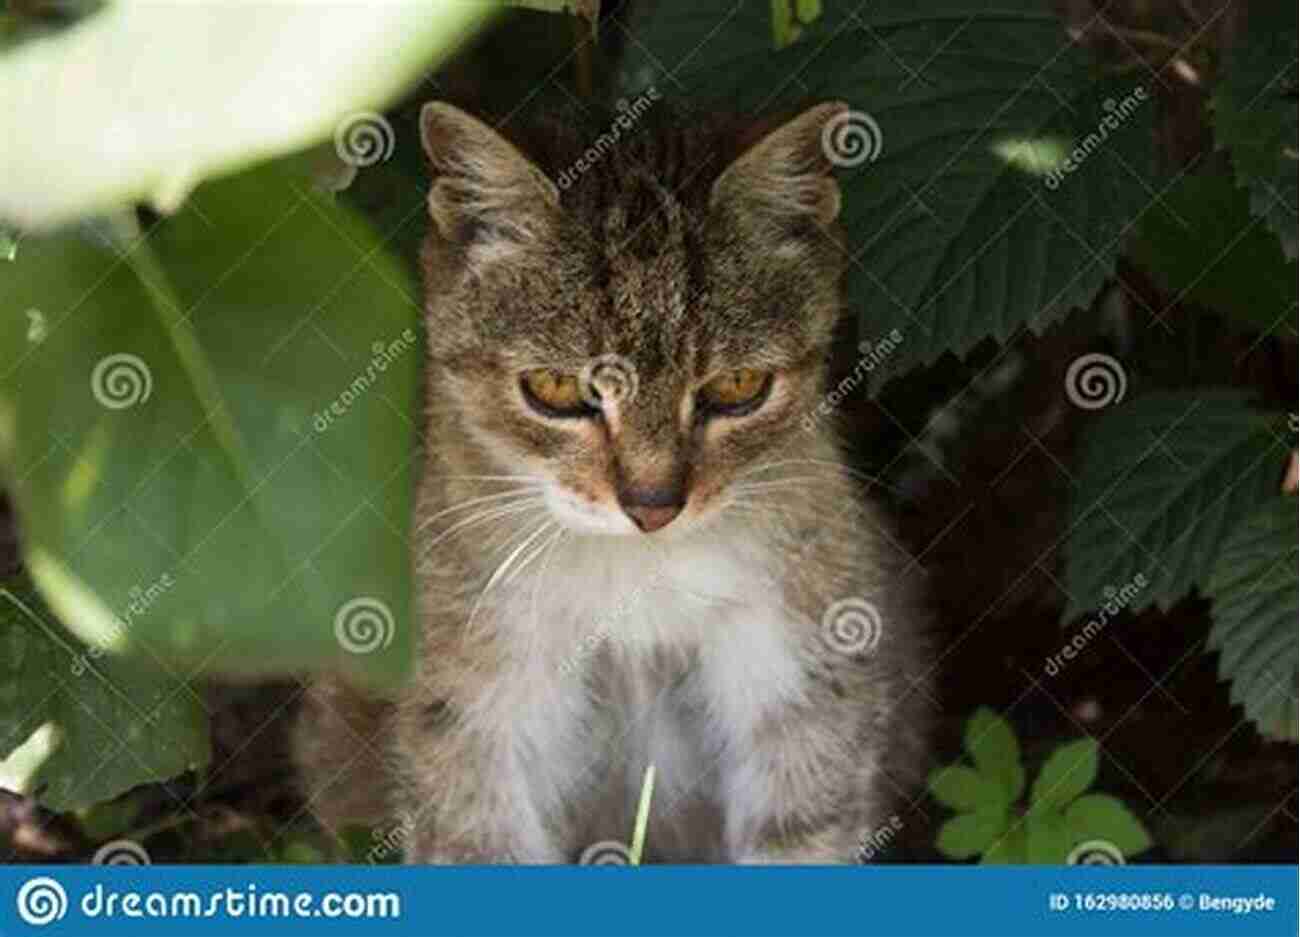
[1,865,1295,937]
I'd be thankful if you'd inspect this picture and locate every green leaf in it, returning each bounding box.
[1063,391,1290,620]
[0,156,418,688]
[1210,0,1298,259]
[1128,168,1297,333]
[617,0,1158,383]
[928,763,1009,811]
[980,822,1028,864]
[1029,738,1097,812]
[963,707,1025,803]
[936,803,1009,860]
[0,580,208,812]
[0,3,494,229]
[1025,812,1074,864]
[1064,793,1152,857]
[1205,499,1299,741]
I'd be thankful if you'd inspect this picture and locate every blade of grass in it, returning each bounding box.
[628,763,655,866]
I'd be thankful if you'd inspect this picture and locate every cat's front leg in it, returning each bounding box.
[392,693,574,864]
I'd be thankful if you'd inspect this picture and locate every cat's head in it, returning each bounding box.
[419,99,848,538]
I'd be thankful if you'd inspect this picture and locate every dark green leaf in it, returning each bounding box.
[1029,738,1097,812]
[0,580,208,812]
[1064,793,1152,857]
[980,822,1028,864]
[935,803,1009,860]
[1128,168,1296,332]
[1205,499,1298,741]
[1063,391,1289,620]
[928,763,1008,811]
[1210,0,1298,259]
[963,706,1024,803]
[1025,812,1073,864]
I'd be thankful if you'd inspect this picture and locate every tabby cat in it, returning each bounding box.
[294,98,929,863]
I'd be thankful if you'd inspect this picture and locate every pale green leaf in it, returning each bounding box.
[936,803,1009,860]
[964,706,1025,803]
[1064,793,1152,857]
[928,763,1008,811]
[1029,738,1098,812]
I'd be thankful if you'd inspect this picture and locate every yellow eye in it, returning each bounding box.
[699,369,771,414]
[520,369,590,417]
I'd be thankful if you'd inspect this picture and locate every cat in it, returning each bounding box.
[293,98,930,863]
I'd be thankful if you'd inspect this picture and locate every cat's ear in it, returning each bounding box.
[419,102,560,256]
[710,101,847,226]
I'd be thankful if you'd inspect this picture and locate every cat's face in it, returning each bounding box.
[420,101,848,537]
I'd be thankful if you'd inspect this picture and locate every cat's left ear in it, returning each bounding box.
[710,101,847,226]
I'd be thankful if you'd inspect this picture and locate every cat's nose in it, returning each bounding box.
[618,487,684,533]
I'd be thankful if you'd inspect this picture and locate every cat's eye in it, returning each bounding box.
[698,369,772,417]
[520,369,596,418]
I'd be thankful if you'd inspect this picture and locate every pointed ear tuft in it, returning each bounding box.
[710,102,848,226]
[419,102,560,256]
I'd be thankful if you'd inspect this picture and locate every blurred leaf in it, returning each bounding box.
[1025,812,1073,863]
[0,579,207,812]
[979,822,1028,864]
[618,0,1158,383]
[1210,0,1298,259]
[1063,793,1152,857]
[0,1,494,228]
[928,763,1007,811]
[1128,168,1297,332]
[935,804,1009,860]
[0,155,419,688]
[1063,391,1289,620]
[76,796,143,842]
[963,706,1024,803]
[1205,499,1298,741]
[1155,805,1279,861]
[1029,738,1097,812]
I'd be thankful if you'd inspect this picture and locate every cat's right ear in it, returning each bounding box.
[419,102,560,258]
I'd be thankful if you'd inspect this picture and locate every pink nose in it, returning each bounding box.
[623,504,682,533]
[618,486,684,533]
